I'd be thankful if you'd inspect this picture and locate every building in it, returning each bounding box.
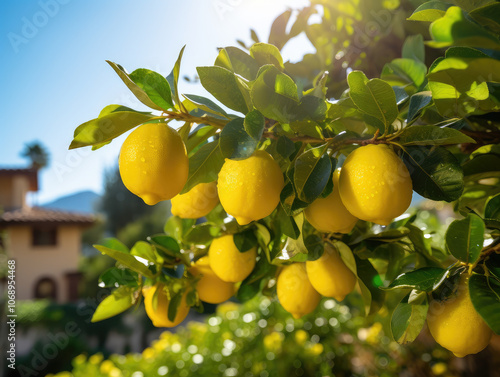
[0,168,94,302]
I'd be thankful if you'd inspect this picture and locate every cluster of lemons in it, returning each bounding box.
[118,123,491,358]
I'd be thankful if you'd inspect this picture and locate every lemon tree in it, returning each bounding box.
[70,0,500,358]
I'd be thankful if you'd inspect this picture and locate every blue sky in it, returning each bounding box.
[0,0,311,204]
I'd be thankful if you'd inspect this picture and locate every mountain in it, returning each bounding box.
[42,190,101,214]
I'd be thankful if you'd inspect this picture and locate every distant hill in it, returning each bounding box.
[42,190,101,214]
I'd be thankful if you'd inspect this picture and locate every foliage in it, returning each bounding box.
[68,0,500,357]
[20,141,49,169]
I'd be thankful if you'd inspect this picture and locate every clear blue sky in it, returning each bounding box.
[0,0,311,204]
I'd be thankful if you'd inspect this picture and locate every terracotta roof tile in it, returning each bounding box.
[0,207,95,225]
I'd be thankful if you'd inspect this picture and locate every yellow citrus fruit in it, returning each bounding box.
[427,275,492,357]
[171,182,219,219]
[306,242,356,301]
[338,144,413,225]
[217,150,284,225]
[189,256,236,304]
[277,263,321,319]
[208,234,257,282]
[119,123,188,206]
[305,168,358,233]
[143,284,190,327]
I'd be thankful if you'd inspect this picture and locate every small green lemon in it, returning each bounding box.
[189,257,236,304]
[427,275,492,357]
[339,144,412,225]
[277,263,321,319]
[306,242,356,301]
[217,150,284,225]
[119,123,188,205]
[171,182,219,219]
[305,168,358,233]
[209,234,257,283]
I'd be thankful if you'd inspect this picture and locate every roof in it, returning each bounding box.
[0,207,95,226]
[0,168,38,191]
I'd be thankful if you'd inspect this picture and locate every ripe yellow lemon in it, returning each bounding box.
[143,283,190,327]
[209,234,257,282]
[217,150,284,225]
[427,275,492,357]
[277,263,321,319]
[305,168,358,233]
[306,242,356,301]
[171,182,219,219]
[119,123,188,206]
[338,144,412,225]
[189,257,236,304]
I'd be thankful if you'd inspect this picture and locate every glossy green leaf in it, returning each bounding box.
[294,144,332,203]
[469,274,500,334]
[70,110,154,149]
[197,66,249,114]
[382,58,427,88]
[402,34,425,63]
[407,91,433,122]
[220,118,258,160]
[215,47,260,81]
[130,241,157,263]
[149,235,181,255]
[234,228,258,252]
[356,257,385,315]
[407,0,452,22]
[277,204,300,240]
[168,290,183,322]
[185,125,217,155]
[91,286,136,322]
[244,110,265,140]
[183,94,229,118]
[250,43,285,70]
[276,136,296,159]
[391,294,428,344]
[181,141,224,194]
[99,268,138,288]
[304,234,324,261]
[385,267,448,292]
[402,146,464,202]
[166,45,186,107]
[128,68,173,111]
[184,223,221,245]
[485,194,500,220]
[445,214,485,264]
[94,244,154,278]
[398,125,475,146]
[486,254,500,281]
[470,2,500,34]
[348,71,398,133]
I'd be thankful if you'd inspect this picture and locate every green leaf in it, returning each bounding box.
[94,244,154,278]
[244,110,265,140]
[182,94,229,118]
[233,228,258,252]
[166,45,186,107]
[385,267,448,292]
[294,144,332,203]
[407,0,452,22]
[382,58,427,88]
[429,7,500,50]
[197,66,249,114]
[250,65,299,124]
[276,136,296,159]
[185,125,217,155]
[184,223,221,245]
[220,118,258,160]
[428,57,500,117]
[149,235,181,256]
[99,268,138,288]
[181,141,224,194]
[168,289,183,322]
[91,286,136,322]
[391,294,428,344]
[250,43,285,70]
[70,110,154,149]
[128,68,173,111]
[347,71,398,133]
[215,47,260,81]
[407,92,433,122]
[402,146,464,202]
[486,254,500,281]
[470,2,500,35]
[485,194,500,220]
[445,214,485,264]
[398,125,475,146]
[469,274,500,335]
[445,46,490,59]
[304,234,324,261]
[131,241,157,263]
[277,204,300,240]
[356,257,385,315]
[402,34,425,63]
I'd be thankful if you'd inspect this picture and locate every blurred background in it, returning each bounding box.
[1,0,500,376]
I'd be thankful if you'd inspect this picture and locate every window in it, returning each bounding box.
[34,277,57,300]
[32,227,58,246]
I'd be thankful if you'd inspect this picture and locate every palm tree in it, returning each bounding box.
[21,141,49,169]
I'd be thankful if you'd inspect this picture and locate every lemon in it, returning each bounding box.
[171,182,219,219]
[306,242,357,301]
[119,123,188,205]
[218,150,284,225]
[338,144,412,225]
[209,234,257,282]
[305,168,358,233]
[143,283,190,327]
[189,256,236,304]
[277,263,321,319]
[427,275,492,357]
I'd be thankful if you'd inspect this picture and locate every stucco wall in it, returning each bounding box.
[5,224,82,302]
[0,175,30,210]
